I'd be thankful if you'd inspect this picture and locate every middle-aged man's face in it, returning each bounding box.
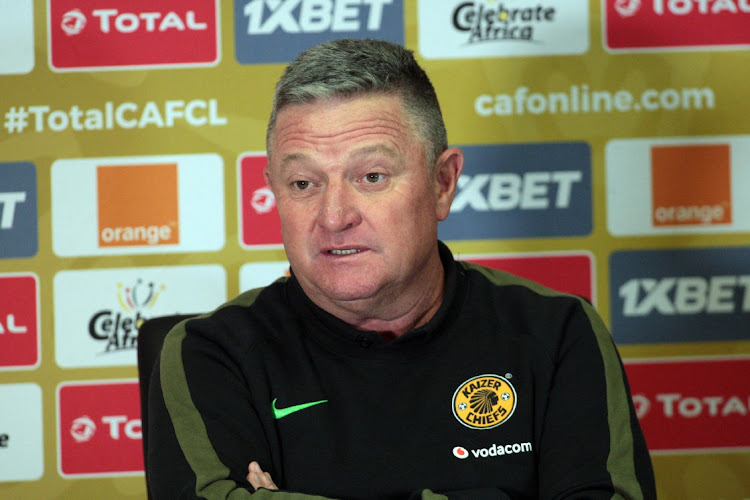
[265,94,461,314]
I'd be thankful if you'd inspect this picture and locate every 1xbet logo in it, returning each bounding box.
[440,142,591,240]
[610,247,750,344]
[234,0,403,64]
[48,0,219,70]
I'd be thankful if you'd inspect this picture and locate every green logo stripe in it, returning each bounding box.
[272,398,328,420]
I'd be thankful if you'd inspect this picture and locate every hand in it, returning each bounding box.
[247,461,278,491]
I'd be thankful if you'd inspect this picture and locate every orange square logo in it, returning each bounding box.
[651,144,732,227]
[97,164,179,247]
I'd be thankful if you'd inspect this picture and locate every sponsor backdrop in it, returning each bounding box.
[0,0,748,498]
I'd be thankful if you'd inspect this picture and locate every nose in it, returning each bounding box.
[317,180,362,233]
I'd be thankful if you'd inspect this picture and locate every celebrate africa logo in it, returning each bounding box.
[118,279,164,313]
[452,374,517,429]
[88,278,165,352]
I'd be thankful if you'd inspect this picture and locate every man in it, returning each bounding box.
[148,39,655,499]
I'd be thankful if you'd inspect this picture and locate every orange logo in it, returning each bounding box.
[651,144,732,227]
[97,163,179,247]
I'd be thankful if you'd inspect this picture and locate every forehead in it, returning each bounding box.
[270,95,419,161]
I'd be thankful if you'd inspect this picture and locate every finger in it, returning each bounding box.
[247,462,262,489]
[247,461,278,491]
[260,471,278,490]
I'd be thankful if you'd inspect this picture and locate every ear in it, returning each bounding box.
[433,147,464,221]
[263,162,272,189]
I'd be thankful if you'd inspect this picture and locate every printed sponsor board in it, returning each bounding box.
[609,247,750,344]
[51,154,225,257]
[0,0,34,74]
[0,162,38,259]
[418,0,589,59]
[458,252,594,303]
[607,135,750,236]
[439,142,591,240]
[48,0,220,71]
[234,0,404,64]
[0,273,40,370]
[625,356,750,453]
[54,265,226,368]
[2,99,227,135]
[604,0,750,51]
[0,383,44,482]
[239,261,290,293]
[57,380,142,477]
[238,153,283,248]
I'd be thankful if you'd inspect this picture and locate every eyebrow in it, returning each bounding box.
[278,144,399,171]
[278,152,308,171]
[349,144,399,160]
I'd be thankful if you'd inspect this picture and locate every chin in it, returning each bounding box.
[319,280,381,303]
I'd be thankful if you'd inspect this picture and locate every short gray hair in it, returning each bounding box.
[266,38,448,169]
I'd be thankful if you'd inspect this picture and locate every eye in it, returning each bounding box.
[292,180,310,190]
[363,173,385,184]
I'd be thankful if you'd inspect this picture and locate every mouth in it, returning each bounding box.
[328,248,362,256]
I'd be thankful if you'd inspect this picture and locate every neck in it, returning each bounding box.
[348,272,445,337]
[303,252,446,338]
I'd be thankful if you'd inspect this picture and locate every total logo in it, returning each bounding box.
[57,380,143,476]
[60,8,86,34]
[60,8,207,36]
[616,0,750,16]
[452,442,533,460]
[251,187,275,214]
[88,278,165,353]
[625,357,750,452]
[0,273,40,370]
[610,247,750,344]
[439,142,591,240]
[604,0,750,50]
[234,0,404,64]
[48,0,220,70]
[70,414,141,443]
[238,153,283,248]
[614,0,643,16]
[632,392,749,421]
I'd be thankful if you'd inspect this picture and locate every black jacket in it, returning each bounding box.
[148,243,655,499]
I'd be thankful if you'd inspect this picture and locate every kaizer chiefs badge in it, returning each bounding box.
[452,374,517,429]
